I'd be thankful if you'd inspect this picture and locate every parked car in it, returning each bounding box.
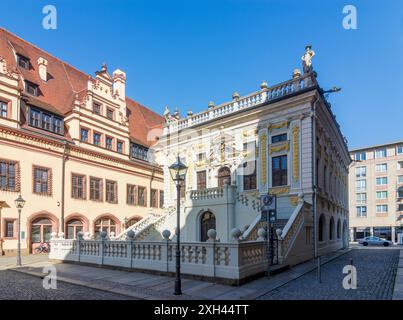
[358,236,393,247]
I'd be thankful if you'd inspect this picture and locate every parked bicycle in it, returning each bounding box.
[35,242,50,254]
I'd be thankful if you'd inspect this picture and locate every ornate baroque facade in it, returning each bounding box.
[0,28,165,255]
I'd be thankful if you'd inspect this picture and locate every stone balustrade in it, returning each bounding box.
[49,233,268,284]
[167,73,316,134]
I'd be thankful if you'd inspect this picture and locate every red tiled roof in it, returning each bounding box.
[0,28,164,147]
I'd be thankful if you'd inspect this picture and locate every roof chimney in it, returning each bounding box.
[113,69,126,99]
[37,57,48,82]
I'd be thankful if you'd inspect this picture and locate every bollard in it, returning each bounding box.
[317,256,322,283]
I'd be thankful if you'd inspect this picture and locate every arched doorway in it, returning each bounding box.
[94,216,117,239]
[218,167,231,187]
[31,217,53,252]
[329,217,335,240]
[318,214,326,242]
[200,211,216,242]
[66,219,84,239]
[342,220,348,248]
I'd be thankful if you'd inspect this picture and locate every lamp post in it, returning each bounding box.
[14,194,26,267]
[169,155,188,295]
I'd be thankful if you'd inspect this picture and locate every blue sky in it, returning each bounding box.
[1,0,402,149]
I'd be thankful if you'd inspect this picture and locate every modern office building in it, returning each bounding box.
[349,141,403,242]
[0,28,165,255]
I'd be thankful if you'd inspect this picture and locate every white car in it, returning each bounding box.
[358,236,393,247]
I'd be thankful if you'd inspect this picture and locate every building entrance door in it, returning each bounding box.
[31,218,52,253]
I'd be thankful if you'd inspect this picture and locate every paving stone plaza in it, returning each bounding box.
[0,247,401,300]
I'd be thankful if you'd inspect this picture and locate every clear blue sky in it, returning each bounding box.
[1,0,402,149]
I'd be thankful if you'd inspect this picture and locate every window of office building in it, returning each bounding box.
[272,155,287,187]
[356,206,367,217]
[375,148,387,159]
[356,193,367,204]
[376,205,388,213]
[376,163,387,172]
[356,179,366,191]
[354,152,366,161]
[376,177,388,186]
[376,191,388,199]
[355,166,366,178]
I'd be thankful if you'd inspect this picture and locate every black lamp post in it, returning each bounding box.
[169,155,188,295]
[14,194,26,267]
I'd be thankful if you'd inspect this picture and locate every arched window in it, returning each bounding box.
[218,167,231,187]
[337,219,341,239]
[319,214,325,242]
[200,211,216,242]
[66,219,83,239]
[127,216,142,228]
[31,218,53,244]
[329,217,335,240]
[94,217,116,239]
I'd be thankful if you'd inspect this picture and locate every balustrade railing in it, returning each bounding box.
[167,73,316,133]
[50,237,268,283]
[189,187,225,201]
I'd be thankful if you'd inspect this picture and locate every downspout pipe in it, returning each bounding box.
[61,141,68,233]
[312,95,320,259]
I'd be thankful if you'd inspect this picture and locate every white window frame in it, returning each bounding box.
[375,148,387,159]
[376,177,388,186]
[356,179,367,191]
[376,163,387,172]
[376,191,388,199]
[376,205,388,213]
[356,206,367,217]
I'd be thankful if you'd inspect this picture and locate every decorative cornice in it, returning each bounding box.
[270,141,290,154]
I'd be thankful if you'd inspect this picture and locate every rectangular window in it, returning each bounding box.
[354,152,366,161]
[106,136,113,150]
[376,205,388,213]
[397,146,403,155]
[398,189,403,199]
[89,177,102,201]
[0,101,7,118]
[272,155,287,187]
[33,166,51,195]
[159,190,164,208]
[271,133,287,144]
[398,161,403,170]
[25,81,38,96]
[17,54,30,69]
[376,191,388,199]
[117,140,123,154]
[243,161,257,190]
[131,143,149,161]
[106,108,114,120]
[29,108,41,127]
[151,189,158,208]
[375,148,387,159]
[105,180,117,203]
[0,159,17,192]
[399,176,403,184]
[93,132,101,146]
[356,179,367,191]
[376,177,388,186]
[376,163,387,172]
[398,204,403,212]
[42,112,52,131]
[138,186,146,206]
[93,103,101,114]
[197,171,207,190]
[80,128,89,142]
[356,193,367,204]
[355,166,366,178]
[5,220,15,238]
[127,184,137,205]
[356,206,367,217]
[54,117,62,134]
[197,152,206,162]
[72,174,86,199]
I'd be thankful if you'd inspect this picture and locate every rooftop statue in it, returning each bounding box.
[301,45,315,74]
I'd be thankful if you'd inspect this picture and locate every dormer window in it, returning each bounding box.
[28,106,64,135]
[17,54,30,69]
[25,81,38,96]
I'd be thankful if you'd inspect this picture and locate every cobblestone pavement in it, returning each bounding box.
[259,249,399,300]
[0,270,135,300]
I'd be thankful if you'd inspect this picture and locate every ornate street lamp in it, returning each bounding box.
[169,155,188,295]
[14,194,26,267]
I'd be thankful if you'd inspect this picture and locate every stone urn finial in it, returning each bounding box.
[127,230,135,240]
[58,232,65,240]
[100,231,107,240]
[207,229,217,242]
[162,229,171,241]
[77,232,84,240]
[293,68,302,79]
[231,228,242,242]
[50,232,58,240]
[208,101,215,109]
[260,80,268,90]
[232,92,240,101]
[257,228,267,241]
